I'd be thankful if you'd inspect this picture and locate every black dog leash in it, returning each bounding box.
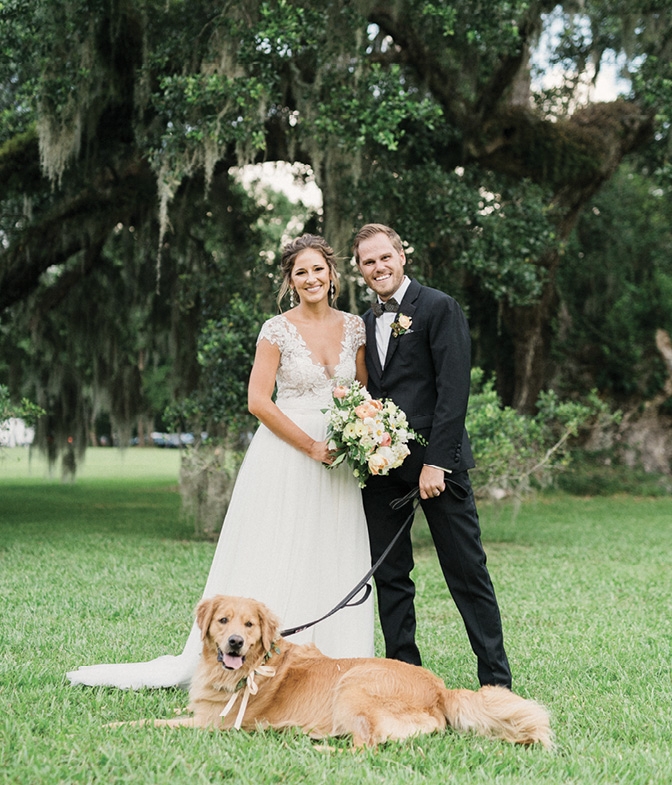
[280,488,420,638]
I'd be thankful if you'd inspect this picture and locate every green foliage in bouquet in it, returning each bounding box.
[323,381,424,488]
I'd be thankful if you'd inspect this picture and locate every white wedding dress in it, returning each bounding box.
[67,312,374,689]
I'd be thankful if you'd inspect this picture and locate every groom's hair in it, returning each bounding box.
[352,223,404,264]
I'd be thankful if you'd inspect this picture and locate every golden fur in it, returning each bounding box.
[129,595,552,748]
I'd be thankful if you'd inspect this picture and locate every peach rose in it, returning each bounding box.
[369,446,395,475]
[333,385,349,399]
[368,453,389,475]
[355,402,378,420]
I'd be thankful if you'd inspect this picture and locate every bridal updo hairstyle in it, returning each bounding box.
[278,234,340,309]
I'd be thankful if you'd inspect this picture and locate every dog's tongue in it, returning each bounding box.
[223,653,244,670]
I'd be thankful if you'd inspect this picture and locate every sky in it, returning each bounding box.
[236,161,323,209]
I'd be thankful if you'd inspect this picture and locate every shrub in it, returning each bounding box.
[467,369,615,499]
[0,384,45,424]
[166,294,270,537]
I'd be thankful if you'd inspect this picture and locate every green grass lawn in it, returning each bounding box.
[1,447,672,784]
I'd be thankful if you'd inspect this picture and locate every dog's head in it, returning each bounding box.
[195,595,280,674]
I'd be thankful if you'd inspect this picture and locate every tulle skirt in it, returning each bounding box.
[67,404,374,689]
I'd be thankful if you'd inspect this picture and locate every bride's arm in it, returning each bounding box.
[247,338,333,464]
[355,344,368,387]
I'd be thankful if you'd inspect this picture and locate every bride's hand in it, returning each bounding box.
[309,440,335,465]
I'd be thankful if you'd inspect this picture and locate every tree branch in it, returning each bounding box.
[466,101,654,195]
[0,157,156,312]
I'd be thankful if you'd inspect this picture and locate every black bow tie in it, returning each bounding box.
[372,298,399,317]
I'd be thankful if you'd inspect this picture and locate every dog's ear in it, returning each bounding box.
[259,603,281,652]
[195,597,217,642]
[260,609,280,652]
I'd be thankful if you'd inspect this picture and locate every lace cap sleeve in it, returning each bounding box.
[257,315,286,349]
[344,312,366,349]
[354,315,365,348]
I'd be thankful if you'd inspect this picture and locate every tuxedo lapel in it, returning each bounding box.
[383,281,420,368]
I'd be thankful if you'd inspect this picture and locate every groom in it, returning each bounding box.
[354,223,512,688]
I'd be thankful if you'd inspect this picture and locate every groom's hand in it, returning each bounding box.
[419,465,446,500]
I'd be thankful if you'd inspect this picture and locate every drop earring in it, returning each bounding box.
[289,288,296,308]
[329,281,335,301]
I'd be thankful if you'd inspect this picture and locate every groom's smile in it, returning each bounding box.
[356,233,406,301]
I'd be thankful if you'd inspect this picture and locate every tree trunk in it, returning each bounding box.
[504,280,558,413]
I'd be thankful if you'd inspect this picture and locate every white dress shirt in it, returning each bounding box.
[375,276,411,368]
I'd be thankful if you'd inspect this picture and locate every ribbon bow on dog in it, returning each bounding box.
[219,665,276,730]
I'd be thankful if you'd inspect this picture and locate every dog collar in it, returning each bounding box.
[218,642,281,728]
[219,665,276,729]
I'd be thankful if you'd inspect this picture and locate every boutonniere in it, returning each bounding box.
[390,313,413,338]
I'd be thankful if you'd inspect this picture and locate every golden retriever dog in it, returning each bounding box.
[131,595,552,748]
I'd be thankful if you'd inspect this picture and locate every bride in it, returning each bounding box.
[67,234,374,689]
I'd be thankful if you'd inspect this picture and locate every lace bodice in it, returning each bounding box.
[258,312,365,408]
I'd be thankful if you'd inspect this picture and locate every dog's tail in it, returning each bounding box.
[442,685,552,748]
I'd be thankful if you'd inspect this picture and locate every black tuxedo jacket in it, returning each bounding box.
[363,278,475,482]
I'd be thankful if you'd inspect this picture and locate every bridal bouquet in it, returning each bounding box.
[323,381,423,487]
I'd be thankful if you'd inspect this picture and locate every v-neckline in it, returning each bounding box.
[282,313,346,380]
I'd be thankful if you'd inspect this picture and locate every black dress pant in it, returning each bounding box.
[362,470,512,688]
